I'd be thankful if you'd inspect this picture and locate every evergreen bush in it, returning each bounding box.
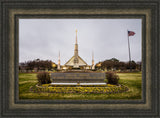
[105,72,119,85]
[37,72,51,85]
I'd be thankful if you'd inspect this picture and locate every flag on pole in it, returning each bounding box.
[128,31,135,36]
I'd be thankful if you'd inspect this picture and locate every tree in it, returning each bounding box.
[101,58,120,71]
[97,58,141,72]
[136,61,142,71]
[21,59,55,71]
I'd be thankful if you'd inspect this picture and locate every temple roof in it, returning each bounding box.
[64,29,88,67]
[65,55,87,66]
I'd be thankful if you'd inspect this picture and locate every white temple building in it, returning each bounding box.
[57,30,95,70]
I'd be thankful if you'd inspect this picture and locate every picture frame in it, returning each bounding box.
[0,0,159,117]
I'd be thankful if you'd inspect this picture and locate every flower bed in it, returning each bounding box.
[32,84,128,94]
[49,84,107,87]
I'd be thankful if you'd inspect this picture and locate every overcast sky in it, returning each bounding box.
[19,19,142,65]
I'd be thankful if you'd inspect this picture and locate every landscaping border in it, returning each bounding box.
[33,84,129,94]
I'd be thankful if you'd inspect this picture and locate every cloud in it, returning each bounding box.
[19,19,142,65]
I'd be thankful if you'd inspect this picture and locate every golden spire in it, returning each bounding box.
[58,51,60,60]
[92,51,94,64]
[92,51,95,70]
[57,51,61,70]
[75,29,78,44]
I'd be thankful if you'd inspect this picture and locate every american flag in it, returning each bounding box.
[128,31,135,36]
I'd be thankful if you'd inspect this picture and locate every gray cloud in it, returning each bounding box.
[19,19,142,65]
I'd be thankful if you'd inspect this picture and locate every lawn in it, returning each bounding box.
[19,72,142,100]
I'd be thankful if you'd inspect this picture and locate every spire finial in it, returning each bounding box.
[75,29,78,44]
[92,51,94,60]
[57,51,61,70]
[58,51,60,60]
[92,51,95,70]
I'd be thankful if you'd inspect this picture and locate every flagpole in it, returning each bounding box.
[127,30,132,72]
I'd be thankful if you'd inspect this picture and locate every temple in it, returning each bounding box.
[58,30,94,70]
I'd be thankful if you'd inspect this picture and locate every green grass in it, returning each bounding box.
[19,72,142,100]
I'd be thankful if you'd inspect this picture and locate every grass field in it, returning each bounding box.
[19,72,142,100]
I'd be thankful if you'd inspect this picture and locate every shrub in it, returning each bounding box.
[105,72,119,85]
[37,72,51,85]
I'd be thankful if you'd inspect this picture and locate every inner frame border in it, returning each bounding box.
[8,9,150,110]
[14,13,146,105]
